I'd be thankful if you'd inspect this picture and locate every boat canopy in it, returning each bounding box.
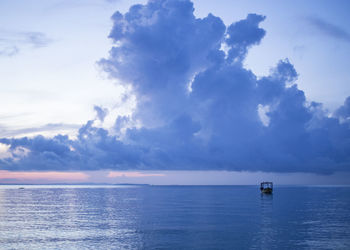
[260,182,273,188]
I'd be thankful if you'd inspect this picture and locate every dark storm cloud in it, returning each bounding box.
[1,0,350,173]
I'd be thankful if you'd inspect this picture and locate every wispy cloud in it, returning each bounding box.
[306,16,350,42]
[108,171,166,178]
[0,31,52,56]
[23,32,52,48]
[0,45,18,56]
[0,123,80,138]
[46,0,120,11]
[0,170,88,181]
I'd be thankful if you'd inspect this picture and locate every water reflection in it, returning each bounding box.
[250,193,275,249]
[0,186,349,249]
[301,187,350,249]
[0,187,144,249]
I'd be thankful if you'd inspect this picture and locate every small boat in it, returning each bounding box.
[260,182,273,194]
[18,187,25,189]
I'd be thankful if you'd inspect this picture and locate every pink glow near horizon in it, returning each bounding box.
[108,171,166,178]
[0,170,89,180]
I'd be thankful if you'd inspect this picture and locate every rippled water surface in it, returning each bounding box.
[0,185,349,249]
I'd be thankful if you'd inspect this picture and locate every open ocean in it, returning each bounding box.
[0,185,349,249]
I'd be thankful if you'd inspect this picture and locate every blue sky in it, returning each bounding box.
[1,0,350,184]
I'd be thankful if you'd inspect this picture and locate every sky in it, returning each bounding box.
[1,0,350,185]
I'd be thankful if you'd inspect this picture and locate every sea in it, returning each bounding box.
[0,185,349,249]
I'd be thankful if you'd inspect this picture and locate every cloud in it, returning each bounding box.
[0,123,81,138]
[0,31,52,56]
[1,0,350,174]
[0,170,88,181]
[0,45,18,57]
[24,32,52,48]
[94,105,109,122]
[108,171,165,178]
[306,16,350,42]
[334,96,350,121]
[226,13,266,61]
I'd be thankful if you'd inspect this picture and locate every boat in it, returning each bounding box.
[260,182,273,194]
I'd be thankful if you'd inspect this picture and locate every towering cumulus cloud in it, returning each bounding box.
[1,0,350,173]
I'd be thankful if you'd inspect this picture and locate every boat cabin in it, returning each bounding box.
[260,182,273,194]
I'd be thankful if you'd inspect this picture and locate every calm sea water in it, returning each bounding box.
[0,185,349,249]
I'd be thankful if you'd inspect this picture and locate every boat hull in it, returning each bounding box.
[261,188,272,194]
